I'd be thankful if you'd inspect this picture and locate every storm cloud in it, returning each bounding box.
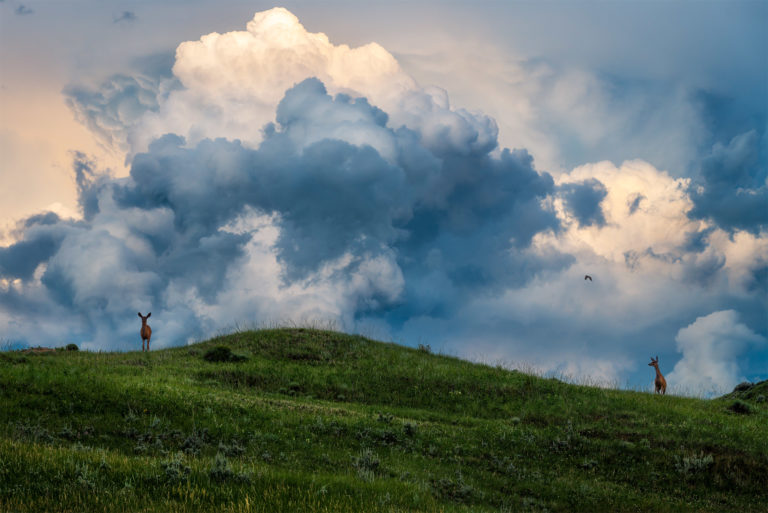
[1,75,561,350]
[3,7,766,392]
[688,130,768,234]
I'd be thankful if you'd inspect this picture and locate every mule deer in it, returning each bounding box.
[648,356,666,395]
[138,312,152,352]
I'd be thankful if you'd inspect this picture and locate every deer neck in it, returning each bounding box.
[653,365,663,378]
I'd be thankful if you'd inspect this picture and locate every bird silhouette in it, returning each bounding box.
[584,275,593,281]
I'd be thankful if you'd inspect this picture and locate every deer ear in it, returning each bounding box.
[147,312,151,318]
[138,312,142,317]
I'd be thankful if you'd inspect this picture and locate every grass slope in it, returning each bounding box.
[1,328,766,512]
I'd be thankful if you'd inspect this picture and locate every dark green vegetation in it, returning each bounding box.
[1,329,766,512]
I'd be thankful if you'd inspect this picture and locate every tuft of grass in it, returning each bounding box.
[727,399,754,415]
[203,345,247,363]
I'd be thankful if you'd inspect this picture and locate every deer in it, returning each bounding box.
[648,356,666,395]
[138,312,152,352]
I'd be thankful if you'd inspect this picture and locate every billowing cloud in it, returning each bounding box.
[559,178,607,228]
[418,158,767,387]
[667,310,766,396]
[688,130,768,234]
[5,7,765,391]
[1,75,559,350]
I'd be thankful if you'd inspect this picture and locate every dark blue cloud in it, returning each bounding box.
[114,11,136,23]
[0,230,63,281]
[14,4,33,15]
[627,193,645,215]
[559,178,607,228]
[688,130,768,233]
[1,78,564,349]
[683,227,715,253]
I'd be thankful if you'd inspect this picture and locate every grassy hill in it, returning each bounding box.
[1,328,766,512]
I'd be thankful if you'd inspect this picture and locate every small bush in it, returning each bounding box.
[218,441,246,457]
[66,343,79,351]
[429,472,477,503]
[728,400,754,415]
[209,453,250,483]
[353,449,381,481]
[676,451,714,476]
[209,453,233,482]
[181,428,210,455]
[161,453,191,484]
[203,346,247,363]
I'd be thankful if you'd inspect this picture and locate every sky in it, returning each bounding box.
[0,0,766,396]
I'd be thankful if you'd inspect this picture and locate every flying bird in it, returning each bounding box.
[584,275,593,281]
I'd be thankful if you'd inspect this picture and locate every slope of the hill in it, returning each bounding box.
[1,328,766,512]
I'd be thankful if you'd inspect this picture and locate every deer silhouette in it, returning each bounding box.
[648,356,666,395]
[138,312,152,352]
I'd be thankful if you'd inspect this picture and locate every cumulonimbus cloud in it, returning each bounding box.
[65,7,496,163]
[667,310,766,396]
[2,8,765,389]
[1,75,560,350]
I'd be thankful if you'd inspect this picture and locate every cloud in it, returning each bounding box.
[64,74,175,160]
[65,7,497,163]
[423,158,766,386]
[14,4,33,15]
[688,130,768,234]
[667,310,766,396]
[114,11,136,24]
[1,76,560,350]
[27,7,766,389]
[559,178,607,228]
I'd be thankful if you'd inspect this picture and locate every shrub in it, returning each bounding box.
[181,428,210,455]
[728,400,754,415]
[676,451,714,476]
[218,441,246,457]
[66,343,79,351]
[429,472,477,503]
[203,346,247,363]
[209,453,250,483]
[161,453,191,484]
[353,449,381,481]
[209,453,234,482]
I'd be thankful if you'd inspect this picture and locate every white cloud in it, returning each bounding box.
[399,45,706,176]
[667,310,766,396]
[136,7,416,153]
[408,159,767,389]
[36,7,766,389]
[71,8,498,166]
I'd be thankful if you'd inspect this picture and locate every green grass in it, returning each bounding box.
[1,328,766,512]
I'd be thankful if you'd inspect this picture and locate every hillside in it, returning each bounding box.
[1,329,766,512]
